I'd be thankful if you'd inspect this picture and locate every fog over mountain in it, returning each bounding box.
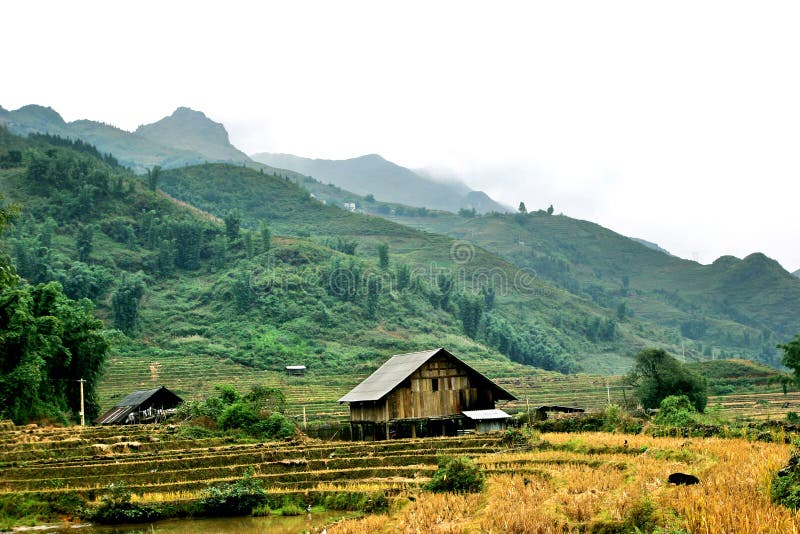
[251,152,510,214]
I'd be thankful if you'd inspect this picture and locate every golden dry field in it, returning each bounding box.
[330,432,800,533]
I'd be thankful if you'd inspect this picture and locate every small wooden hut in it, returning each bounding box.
[285,365,307,376]
[96,386,183,425]
[338,348,516,440]
[462,408,512,433]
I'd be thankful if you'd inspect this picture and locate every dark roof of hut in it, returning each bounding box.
[338,348,517,403]
[95,386,183,425]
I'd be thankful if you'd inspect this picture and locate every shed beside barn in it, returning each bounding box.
[462,408,512,433]
[96,386,183,425]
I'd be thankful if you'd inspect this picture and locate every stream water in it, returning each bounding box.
[26,511,348,534]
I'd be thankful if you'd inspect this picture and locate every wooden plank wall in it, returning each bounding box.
[349,354,497,422]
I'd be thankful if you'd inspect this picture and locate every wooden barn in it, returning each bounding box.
[96,386,183,425]
[338,348,516,440]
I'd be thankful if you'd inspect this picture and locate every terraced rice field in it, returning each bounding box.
[1,424,797,532]
[0,424,504,506]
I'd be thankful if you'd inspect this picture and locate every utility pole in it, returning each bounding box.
[78,379,86,427]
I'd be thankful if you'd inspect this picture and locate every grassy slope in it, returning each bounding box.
[158,163,697,372]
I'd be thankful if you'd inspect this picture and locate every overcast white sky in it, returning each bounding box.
[3,1,799,271]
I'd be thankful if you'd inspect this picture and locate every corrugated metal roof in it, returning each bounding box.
[95,406,133,425]
[285,365,307,370]
[462,409,511,420]
[115,387,164,408]
[338,349,440,403]
[96,386,183,425]
[338,348,517,403]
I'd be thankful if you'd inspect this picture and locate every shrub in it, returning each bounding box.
[499,427,541,448]
[253,412,296,439]
[279,503,304,516]
[653,395,698,427]
[601,404,644,433]
[0,494,51,529]
[251,503,271,517]
[86,483,160,524]
[196,469,266,517]
[772,441,800,509]
[322,492,388,512]
[425,456,485,493]
[218,403,259,432]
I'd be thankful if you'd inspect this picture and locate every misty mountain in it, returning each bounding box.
[0,105,248,173]
[0,104,73,138]
[793,269,800,279]
[250,152,510,214]
[134,107,249,163]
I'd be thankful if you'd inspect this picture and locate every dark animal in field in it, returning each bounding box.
[668,472,699,485]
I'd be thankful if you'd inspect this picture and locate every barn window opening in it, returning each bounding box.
[432,378,439,392]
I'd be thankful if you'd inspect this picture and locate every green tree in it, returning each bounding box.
[0,282,109,423]
[616,302,627,321]
[365,276,381,319]
[224,209,241,242]
[546,204,554,215]
[156,239,176,277]
[779,335,800,387]
[231,269,253,313]
[258,222,271,254]
[75,224,94,263]
[172,221,202,270]
[111,272,146,334]
[243,232,254,259]
[377,243,389,270]
[395,263,411,291]
[458,293,484,339]
[518,202,527,214]
[57,261,113,302]
[436,273,453,310]
[146,165,161,191]
[0,194,20,290]
[625,348,707,411]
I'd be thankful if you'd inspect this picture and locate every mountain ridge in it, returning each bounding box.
[251,151,510,214]
[2,104,512,216]
[0,104,249,172]
[135,107,249,163]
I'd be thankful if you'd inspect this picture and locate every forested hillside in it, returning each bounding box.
[378,209,800,366]
[156,163,658,373]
